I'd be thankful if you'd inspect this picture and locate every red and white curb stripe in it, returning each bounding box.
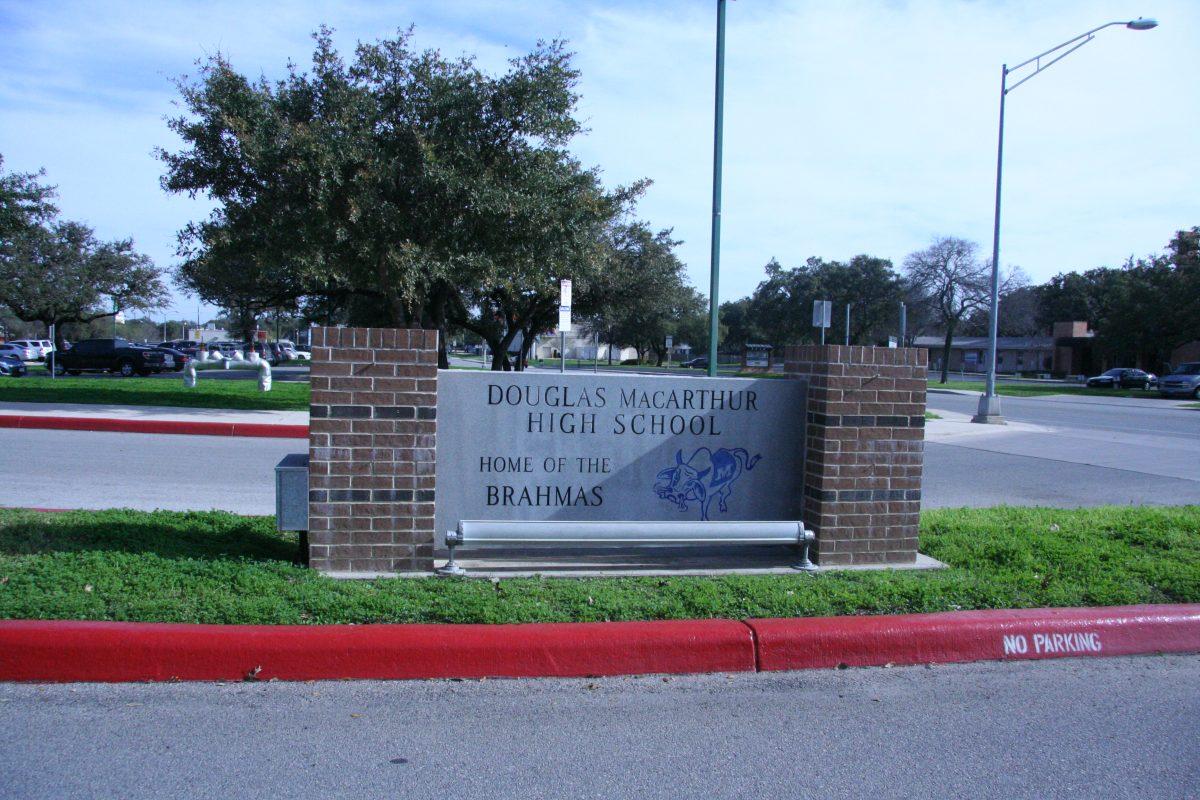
[0,415,307,439]
[0,604,1195,683]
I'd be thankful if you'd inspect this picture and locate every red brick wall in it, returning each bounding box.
[783,345,927,566]
[307,327,438,574]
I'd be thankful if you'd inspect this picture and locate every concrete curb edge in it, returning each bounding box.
[0,415,308,439]
[0,604,1196,682]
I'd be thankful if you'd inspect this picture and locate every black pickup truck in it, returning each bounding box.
[52,338,168,377]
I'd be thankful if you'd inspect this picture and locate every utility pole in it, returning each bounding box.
[844,304,851,346]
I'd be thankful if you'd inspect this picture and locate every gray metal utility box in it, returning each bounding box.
[275,453,309,531]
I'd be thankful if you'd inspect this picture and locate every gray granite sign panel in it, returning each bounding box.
[435,371,807,534]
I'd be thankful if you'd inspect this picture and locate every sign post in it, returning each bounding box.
[558,279,572,374]
[812,299,832,346]
[665,335,673,368]
[48,323,55,380]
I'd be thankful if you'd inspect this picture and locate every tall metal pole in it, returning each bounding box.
[706,0,726,378]
[844,304,851,346]
[974,64,1008,424]
[899,302,907,346]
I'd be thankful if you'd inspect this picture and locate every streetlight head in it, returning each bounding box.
[1126,17,1158,30]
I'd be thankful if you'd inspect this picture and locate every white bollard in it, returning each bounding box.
[222,354,230,370]
[258,359,272,392]
[232,350,245,362]
[183,359,198,388]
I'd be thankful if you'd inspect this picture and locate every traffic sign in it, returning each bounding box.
[558,279,572,332]
[812,300,832,328]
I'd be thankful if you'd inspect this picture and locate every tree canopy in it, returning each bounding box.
[731,254,905,350]
[582,223,704,365]
[161,28,642,368]
[0,156,165,346]
[1033,227,1199,369]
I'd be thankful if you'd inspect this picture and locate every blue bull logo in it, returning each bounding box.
[654,447,762,521]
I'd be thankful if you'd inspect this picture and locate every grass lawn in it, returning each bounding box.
[0,376,309,411]
[925,411,941,420]
[930,379,1166,400]
[0,506,1195,625]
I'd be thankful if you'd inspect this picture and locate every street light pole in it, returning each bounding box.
[972,17,1158,424]
[706,0,727,378]
[973,63,1008,423]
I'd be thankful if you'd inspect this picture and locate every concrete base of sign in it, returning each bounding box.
[320,551,946,580]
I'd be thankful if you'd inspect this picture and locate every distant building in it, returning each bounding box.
[916,335,1056,375]
[1050,321,1098,377]
[1170,340,1200,368]
[188,324,230,345]
[917,321,1104,377]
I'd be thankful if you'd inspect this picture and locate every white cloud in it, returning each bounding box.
[1,0,1196,320]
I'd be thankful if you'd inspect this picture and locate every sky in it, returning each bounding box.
[1,0,1197,322]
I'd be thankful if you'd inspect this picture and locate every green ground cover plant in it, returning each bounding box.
[0,376,309,411]
[930,380,1169,400]
[0,506,1194,625]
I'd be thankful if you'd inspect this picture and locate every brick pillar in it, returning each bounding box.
[307,327,438,574]
[783,345,927,566]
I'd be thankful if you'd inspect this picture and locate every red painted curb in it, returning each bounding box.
[0,415,307,439]
[1,605,1195,683]
[748,604,1200,671]
[0,619,755,682]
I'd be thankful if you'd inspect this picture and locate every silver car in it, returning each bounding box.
[1157,362,1200,400]
[0,342,37,362]
[8,339,51,360]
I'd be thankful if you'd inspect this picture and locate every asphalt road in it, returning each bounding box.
[925,391,1199,507]
[0,391,1194,514]
[1,655,1196,800]
[0,428,300,514]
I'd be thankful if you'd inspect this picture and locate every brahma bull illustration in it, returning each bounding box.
[654,447,761,521]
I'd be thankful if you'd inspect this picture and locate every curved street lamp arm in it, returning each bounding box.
[1005,21,1128,93]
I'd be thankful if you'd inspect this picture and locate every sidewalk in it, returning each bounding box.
[0,402,308,438]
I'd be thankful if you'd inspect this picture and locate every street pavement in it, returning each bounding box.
[1,655,1195,800]
[0,391,1195,514]
[0,428,299,514]
[925,391,1198,507]
[0,400,307,427]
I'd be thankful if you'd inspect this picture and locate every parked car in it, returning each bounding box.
[681,357,709,369]
[149,344,190,372]
[0,353,27,377]
[52,338,167,377]
[1157,362,1200,400]
[1085,368,1156,390]
[9,339,53,360]
[159,340,201,357]
[0,342,38,362]
[208,341,242,358]
[249,341,298,366]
